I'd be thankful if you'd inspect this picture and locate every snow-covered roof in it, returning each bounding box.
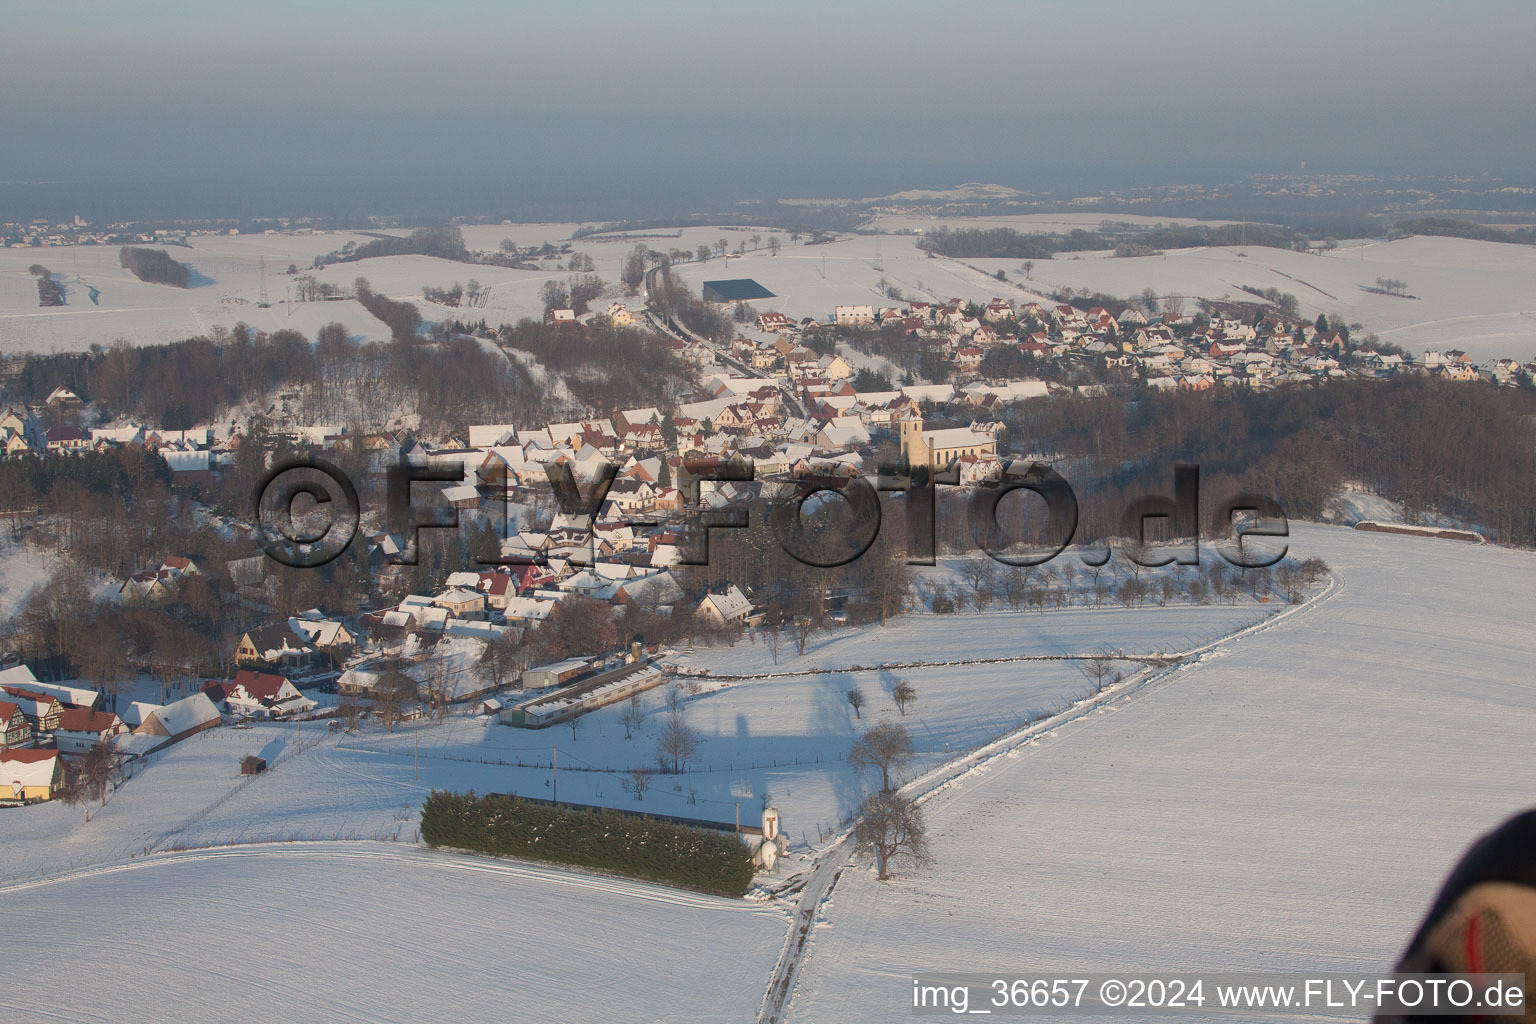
[2,749,60,792]
[119,701,162,728]
[0,665,41,689]
[701,585,753,621]
[466,424,517,447]
[922,427,993,450]
[140,692,220,737]
[161,450,213,472]
[901,384,955,404]
[289,617,348,648]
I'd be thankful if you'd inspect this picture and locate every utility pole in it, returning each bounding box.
[414,729,419,781]
[552,744,557,803]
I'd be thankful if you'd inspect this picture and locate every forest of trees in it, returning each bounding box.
[8,314,536,435]
[645,266,733,340]
[353,278,423,344]
[993,378,1536,547]
[1393,218,1536,246]
[918,221,1305,259]
[497,318,694,413]
[119,247,191,287]
[316,225,470,266]
[918,226,1108,259]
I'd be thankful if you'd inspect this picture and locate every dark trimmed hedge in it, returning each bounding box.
[420,791,755,897]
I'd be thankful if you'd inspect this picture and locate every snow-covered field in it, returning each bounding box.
[0,222,800,353]
[0,843,785,1024]
[8,221,1531,363]
[670,229,1536,363]
[964,233,1536,362]
[1,586,1285,886]
[787,523,1536,1022]
[668,232,1051,324]
[5,523,1531,1021]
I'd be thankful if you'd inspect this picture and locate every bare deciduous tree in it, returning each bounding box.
[849,721,915,792]
[852,791,932,881]
[892,681,917,716]
[1080,651,1116,693]
[372,669,418,733]
[618,695,645,740]
[793,613,817,656]
[663,682,686,715]
[764,623,783,665]
[958,556,997,607]
[846,687,865,719]
[621,765,654,801]
[656,710,704,774]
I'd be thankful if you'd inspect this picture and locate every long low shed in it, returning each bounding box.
[500,661,666,728]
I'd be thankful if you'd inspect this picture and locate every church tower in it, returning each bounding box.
[898,416,928,467]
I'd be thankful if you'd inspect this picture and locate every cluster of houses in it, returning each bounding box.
[1,217,252,249]
[0,391,218,471]
[0,656,350,805]
[0,662,225,803]
[9,282,1531,767]
[744,296,1529,392]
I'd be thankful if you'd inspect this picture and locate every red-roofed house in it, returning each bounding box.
[476,571,515,610]
[202,670,316,719]
[0,700,31,749]
[55,708,128,753]
[2,687,63,732]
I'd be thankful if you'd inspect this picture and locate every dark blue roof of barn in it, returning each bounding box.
[701,279,775,302]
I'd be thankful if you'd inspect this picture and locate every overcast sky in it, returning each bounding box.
[4,0,1534,192]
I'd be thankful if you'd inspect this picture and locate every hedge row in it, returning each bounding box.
[420,791,756,897]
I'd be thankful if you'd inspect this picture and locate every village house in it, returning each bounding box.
[132,692,222,749]
[234,622,324,672]
[0,700,32,749]
[54,708,128,753]
[45,386,83,409]
[756,311,792,334]
[120,570,177,603]
[2,748,64,801]
[983,299,1014,322]
[45,424,89,452]
[432,589,489,621]
[2,687,63,733]
[202,670,317,719]
[697,585,753,628]
[288,616,355,664]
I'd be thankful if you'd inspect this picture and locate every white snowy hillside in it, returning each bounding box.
[0,843,784,1024]
[786,522,1536,1022]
